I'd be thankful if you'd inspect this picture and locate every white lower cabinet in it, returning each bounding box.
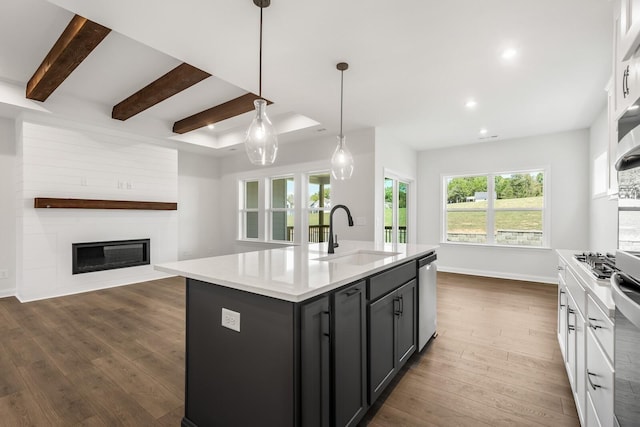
[557,253,615,427]
[587,391,603,427]
[586,331,615,427]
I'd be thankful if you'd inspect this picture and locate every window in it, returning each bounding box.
[270,177,295,241]
[444,170,546,247]
[384,175,410,243]
[307,173,331,242]
[241,180,259,239]
[238,169,332,244]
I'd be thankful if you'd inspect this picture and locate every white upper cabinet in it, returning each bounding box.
[620,0,640,60]
[614,0,640,117]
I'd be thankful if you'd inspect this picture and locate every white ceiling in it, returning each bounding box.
[0,0,613,154]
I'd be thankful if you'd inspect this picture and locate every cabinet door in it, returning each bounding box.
[575,307,586,424]
[300,296,330,427]
[333,281,367,427]
[586,331,614,427]
[396,279,417,367]
[567,299,577,388]
[368,290,396,404]
[558,282,568,360]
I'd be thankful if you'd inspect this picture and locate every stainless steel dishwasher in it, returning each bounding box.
[417,252,437,351]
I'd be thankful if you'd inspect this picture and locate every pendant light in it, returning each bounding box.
[331,62,354,180]
[245,0,278,166]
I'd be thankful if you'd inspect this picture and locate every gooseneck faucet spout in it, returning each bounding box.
[328,204,354,254]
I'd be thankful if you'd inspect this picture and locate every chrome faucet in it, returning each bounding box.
[328,204,354,254]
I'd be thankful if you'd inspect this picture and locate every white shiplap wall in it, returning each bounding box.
[17,121,178,301]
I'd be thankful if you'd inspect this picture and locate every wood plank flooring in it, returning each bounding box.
[0,273,578,426]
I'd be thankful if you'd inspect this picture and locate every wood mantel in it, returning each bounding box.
[34,198,177,210]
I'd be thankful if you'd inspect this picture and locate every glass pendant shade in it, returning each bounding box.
[245,99,278,166]
[331,135,354,180]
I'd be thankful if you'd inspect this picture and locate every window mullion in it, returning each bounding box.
[486,174,495,244]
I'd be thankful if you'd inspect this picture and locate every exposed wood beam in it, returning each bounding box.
[26,15,111,102]
[112,63,211,121]
[172,93,273,134]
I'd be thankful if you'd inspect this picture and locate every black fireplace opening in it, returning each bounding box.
[72,239,150,274]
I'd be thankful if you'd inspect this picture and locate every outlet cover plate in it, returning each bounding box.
[221,308,240,332]
[0,269,8,279]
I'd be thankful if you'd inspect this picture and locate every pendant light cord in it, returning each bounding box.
[339,68,344,138]
[259,6,263,98]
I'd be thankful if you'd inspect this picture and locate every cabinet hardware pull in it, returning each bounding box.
[394,296,401,316]
[587,371,602,390]
[557,266,564,270]
[322,310,331,337]
[560,304,566,307]
[399,295,404,315]
[587,317,602,330]
[568,324,575,332]
[345,288,360,297]
[568,308,575,314]
[624,66,630,97]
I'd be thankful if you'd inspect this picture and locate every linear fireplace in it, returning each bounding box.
[72,239,150,274]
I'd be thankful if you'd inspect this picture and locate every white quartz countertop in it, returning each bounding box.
[155,241,438,302]
[557,250,615,317]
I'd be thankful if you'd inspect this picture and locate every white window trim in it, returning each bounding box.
[236,160,332,246]
[267,175,296,242]
[383,168,415,244]
[239,179,262,241]
[441,167,550,248]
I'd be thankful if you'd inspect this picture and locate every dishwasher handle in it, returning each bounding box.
[418,252,437,269]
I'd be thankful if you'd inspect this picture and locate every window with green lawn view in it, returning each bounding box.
[307,173,331,243]
[444,170,546,246]
[385,176,409,243]
[271,177,295,241]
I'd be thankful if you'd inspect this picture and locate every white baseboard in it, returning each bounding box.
[15,272,175,303]
[0,288,16,298]
[437,265,556,285]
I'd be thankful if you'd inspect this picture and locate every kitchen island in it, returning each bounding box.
[156,241,438,427]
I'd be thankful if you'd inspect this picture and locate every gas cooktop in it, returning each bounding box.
[573,252,617,280]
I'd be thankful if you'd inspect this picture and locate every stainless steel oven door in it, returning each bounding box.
[611,272,640,426]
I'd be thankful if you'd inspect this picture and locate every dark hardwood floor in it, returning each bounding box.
[0,273,577,426]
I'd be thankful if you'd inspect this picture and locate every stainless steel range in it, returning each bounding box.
[611,251,640,427]
[574,252,618,280]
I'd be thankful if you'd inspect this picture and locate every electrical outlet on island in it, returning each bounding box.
[221,308,240,332]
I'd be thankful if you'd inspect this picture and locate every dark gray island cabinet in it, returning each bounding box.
[174,249,436,427]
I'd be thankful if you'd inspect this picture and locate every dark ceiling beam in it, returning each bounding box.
[112,63,211,121]
[172,93,272,134]
[26,15,111,101]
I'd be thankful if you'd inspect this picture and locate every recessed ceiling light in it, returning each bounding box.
[501,48,518,60]
[207,124,215,130]
[465,99,477,109]
[479,128,488,135]
[628,105,639,111]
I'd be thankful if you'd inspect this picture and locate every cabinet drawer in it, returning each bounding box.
[566,268,586,315]
[586,331,614,427]
[368,261,415,301]
[587,295,614,362]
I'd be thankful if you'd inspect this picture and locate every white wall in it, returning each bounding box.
[178,151,221,259]
[589,107,618,252]
[16,121,178,301]
[217,128,376,254]
[417,129,590,283]
[0,117,16,296]
[374,129,418,244]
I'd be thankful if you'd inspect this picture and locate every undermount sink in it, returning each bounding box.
[315,250,401,265]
